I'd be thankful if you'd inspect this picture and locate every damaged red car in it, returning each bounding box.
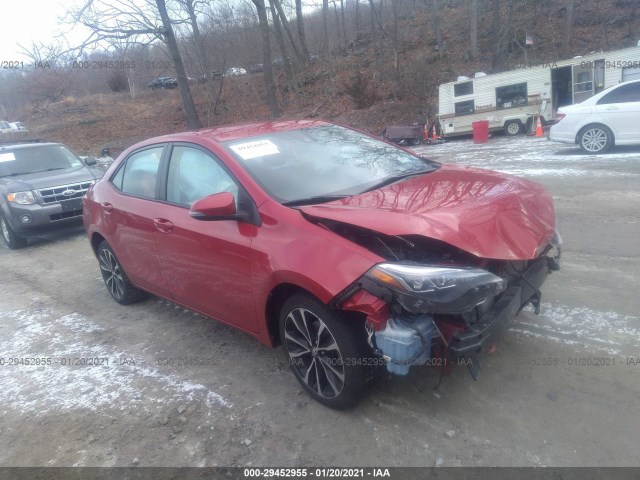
[83,120,561,409]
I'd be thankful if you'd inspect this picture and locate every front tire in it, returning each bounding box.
[0,214,27,249]
[97,241,146,305]
[280,293,375,409]
[578,124,614,154]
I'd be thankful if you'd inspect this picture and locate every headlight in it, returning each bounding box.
[365,263,505,314]
[7,191,36,205]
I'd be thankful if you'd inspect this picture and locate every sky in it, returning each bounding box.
[0,0,89,62]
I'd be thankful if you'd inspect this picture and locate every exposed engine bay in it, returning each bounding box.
[315,218,561,379]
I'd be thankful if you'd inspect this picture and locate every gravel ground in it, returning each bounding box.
[1,135,639,467]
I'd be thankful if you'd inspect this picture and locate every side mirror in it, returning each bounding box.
[84,156,98,166]
[190,192,237,220]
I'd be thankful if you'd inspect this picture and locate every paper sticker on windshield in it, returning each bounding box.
[0,152,16,162]
[230,140,279,160]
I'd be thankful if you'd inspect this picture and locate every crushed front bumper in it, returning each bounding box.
[447,255,550,358]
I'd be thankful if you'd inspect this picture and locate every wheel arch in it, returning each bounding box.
[90,232,107,257]
[264,282,367,347]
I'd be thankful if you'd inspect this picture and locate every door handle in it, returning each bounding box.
[153,218,174,233]
[101,202,113,213]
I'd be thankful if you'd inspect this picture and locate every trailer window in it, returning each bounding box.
[575,71,593,93]
[454,100,475,115]
[454,81,473,96]
[496,83,528,109]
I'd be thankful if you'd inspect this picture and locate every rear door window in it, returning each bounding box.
[597,82,640,105]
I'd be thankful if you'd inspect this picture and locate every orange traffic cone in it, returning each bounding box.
[432,124,438,140]
[535,116,544,137]
[423,123,429,140]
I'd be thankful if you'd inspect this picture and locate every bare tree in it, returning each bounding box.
[271,0,305,64]
[70,0,201,129]
[368,0,383,77]
[562,0,575,56]
[176,0,228,125]
[295,0,311,62]
[270,0,297,86]
[340,0,347,49]
[432,0,443,53]
[491,0,502,69]
[323,0,335,92]
[156,0,201,129]
[251,0,281,117]
[391,0,400,80]
[469,0,478,60]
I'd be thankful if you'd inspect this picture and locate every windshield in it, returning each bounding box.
[0,145,84,177]
[224,125,438,204]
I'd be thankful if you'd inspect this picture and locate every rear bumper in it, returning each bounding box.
[447,256,550,357]
[548,130,576,144]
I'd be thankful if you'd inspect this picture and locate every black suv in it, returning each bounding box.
[0,140,102,249]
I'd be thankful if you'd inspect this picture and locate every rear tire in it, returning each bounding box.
[504,120,523,136]
[578,124,614,154]
[97,241,146,305]
[0,214,27,249]
[280,293,376,409]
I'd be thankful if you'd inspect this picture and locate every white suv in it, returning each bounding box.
[549,79,640,154]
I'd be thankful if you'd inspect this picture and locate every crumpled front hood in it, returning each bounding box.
[300,164,556,260]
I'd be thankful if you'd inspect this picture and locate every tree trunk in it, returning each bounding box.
[355,0,360,36]
[340,0,347,48]
[323,0,335,92]
[155,0,201,129]
[433,0,442,53]
[271,0,305,64]
[333,0,343,48]
[563,0,575,56]
[369,0,382,77]
[469,0,478,61]
[391,0,399,81]
[271,2,297,88]
[183,0,223,126]
[491,0,501,69]
[251,0,280,117]
[295,0,311,62]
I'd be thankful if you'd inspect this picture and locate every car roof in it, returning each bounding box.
[148,119,332,144]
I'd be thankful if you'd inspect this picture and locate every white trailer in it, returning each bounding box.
[437,44,640,137]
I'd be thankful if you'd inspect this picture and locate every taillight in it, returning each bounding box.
[554,113,566,124]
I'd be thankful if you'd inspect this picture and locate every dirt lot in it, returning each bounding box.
[1,135,639,467]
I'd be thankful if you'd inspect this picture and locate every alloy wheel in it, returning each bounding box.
[284,307,345,399]
[581,127,608,153]
[99,248,125,300]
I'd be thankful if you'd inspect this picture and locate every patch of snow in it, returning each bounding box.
[0,309,231,415]
[509,303,640,355]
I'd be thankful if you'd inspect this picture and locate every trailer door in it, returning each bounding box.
[573,63,595,104]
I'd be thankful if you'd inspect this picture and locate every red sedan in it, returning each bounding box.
[83,120,561,409]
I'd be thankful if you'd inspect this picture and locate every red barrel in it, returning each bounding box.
[472,120,489,144]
